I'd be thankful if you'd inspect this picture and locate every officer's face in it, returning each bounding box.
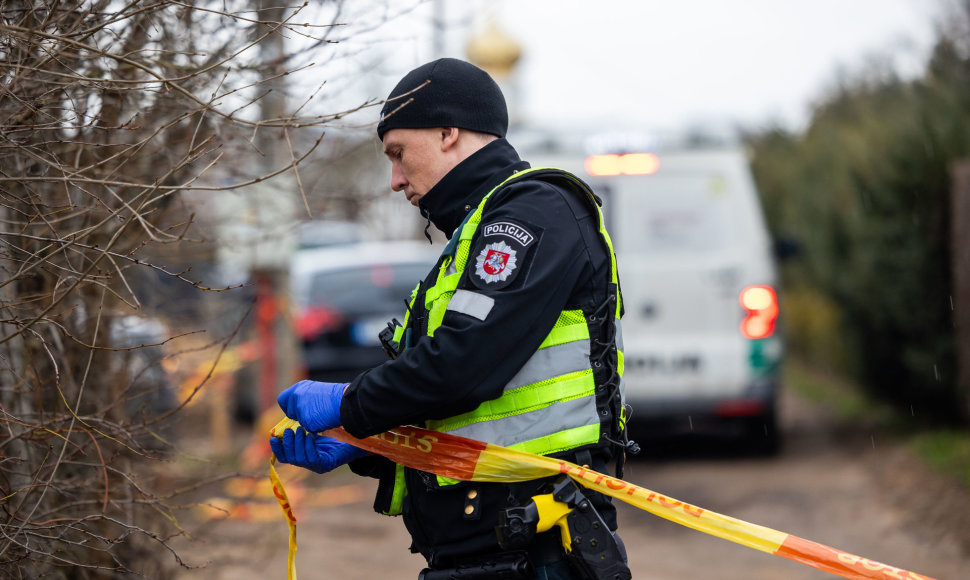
[382,128,455,207]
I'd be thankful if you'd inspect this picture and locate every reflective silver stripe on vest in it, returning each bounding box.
[504,340,590,392]
[442,394,599,448]
[446,289,495,321]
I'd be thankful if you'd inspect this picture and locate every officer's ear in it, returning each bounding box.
[439,127,460,152]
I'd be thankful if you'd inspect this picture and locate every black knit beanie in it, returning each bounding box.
[377,58,508,141]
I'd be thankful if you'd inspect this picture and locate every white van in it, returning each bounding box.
[519,132,784,452]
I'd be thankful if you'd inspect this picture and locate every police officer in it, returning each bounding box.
[270,58,631,580]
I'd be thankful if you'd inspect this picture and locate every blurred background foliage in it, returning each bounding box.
[746,1,970,424]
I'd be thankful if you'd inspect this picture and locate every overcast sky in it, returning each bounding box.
[321,0,946,135]
[494,0,943,132]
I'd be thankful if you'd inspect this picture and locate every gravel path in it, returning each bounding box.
[172,386,969,579]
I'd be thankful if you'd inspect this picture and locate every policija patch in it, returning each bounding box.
[471,220,538,289]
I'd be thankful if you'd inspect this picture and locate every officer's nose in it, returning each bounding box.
[390,162,408,192]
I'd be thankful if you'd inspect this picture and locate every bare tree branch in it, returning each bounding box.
[0,1,402,574]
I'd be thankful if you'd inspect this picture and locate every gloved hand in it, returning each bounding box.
[270,427,367,474]
[276,380,348,433]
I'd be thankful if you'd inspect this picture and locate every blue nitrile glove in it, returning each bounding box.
[276,380,349,433]
[270,427,367,474]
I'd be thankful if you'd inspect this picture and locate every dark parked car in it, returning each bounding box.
[108,315,178,448]
[291,241,439,382]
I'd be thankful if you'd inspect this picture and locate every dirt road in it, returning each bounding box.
[173,387,969,579]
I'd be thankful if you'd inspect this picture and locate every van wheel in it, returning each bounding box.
[746,408,781,456]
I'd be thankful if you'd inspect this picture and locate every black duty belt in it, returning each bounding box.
[418,551,534,580]
[420,531,564,580]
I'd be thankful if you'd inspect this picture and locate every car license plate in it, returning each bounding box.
[351,317,389,346]
[624,354,702,373]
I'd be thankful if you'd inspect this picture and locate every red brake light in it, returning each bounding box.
[715,399,767,418]
[297,306,343,340]
[739,286,778,339]
[585,153,659,177]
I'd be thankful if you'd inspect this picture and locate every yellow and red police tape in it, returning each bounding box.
[270,419,936,580]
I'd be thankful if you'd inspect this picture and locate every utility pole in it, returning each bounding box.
[252,0,298,421]
[432,0,446,58]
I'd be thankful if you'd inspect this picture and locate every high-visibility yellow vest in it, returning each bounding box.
[396,167,624,451]
[381,168,625,511]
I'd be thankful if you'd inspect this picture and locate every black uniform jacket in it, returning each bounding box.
[340,138,618,564]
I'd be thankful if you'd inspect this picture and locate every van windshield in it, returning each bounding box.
[614,175,732,253]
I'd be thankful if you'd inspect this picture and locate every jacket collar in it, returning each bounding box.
[418,138,530,238]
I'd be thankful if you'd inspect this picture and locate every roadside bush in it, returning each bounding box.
[747,8,970,422]
[0,2,377,575]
